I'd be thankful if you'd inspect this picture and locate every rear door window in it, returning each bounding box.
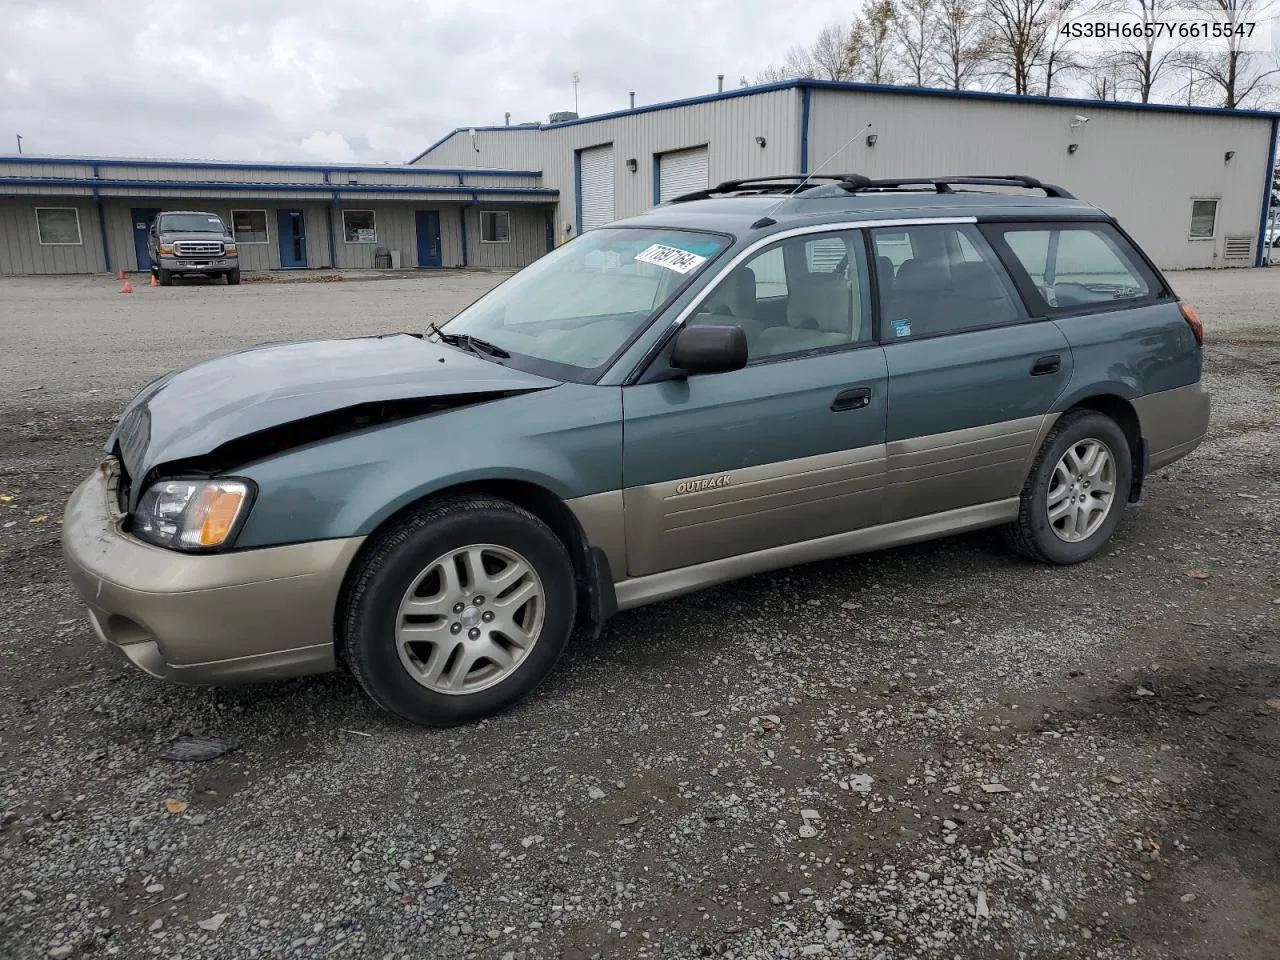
[871,223,1025,341]
[984,222,1161,311]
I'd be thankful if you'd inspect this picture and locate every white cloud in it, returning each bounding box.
[296,131,358,163]
[0,0,857,162]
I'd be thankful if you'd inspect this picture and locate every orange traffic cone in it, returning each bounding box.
[150,273,159,287]
[117,267,126,280]
[119,279,134,294]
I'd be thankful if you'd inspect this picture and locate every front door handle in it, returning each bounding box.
[831,386,872,412]
[1030,354,1062,376]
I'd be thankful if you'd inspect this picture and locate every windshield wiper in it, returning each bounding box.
[428,324,510,360]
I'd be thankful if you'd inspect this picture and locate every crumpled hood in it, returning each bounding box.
[107,333,559,488]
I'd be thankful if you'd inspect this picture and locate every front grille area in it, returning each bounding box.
[174,240,223,257]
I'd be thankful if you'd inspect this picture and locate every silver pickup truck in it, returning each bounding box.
[148,210,240,286]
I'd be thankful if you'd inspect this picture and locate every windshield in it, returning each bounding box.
[441,227,730,378]
[159,213,226,234]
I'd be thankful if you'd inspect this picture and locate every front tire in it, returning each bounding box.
[226,268,241,285]
[157,268,173,286]
[1006,410,1132,565]
[342,496,576,726]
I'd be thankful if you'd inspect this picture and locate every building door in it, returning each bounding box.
[415,210,442,267]
[277,210,307,268]
[577,144,615,232]
[131,207,161,271]
[657,146,709,203]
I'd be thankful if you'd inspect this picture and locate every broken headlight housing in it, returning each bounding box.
[132,478,254,551]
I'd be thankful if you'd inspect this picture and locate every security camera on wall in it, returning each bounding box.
[1071,114,1090,127]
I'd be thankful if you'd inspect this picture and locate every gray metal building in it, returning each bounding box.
[0,157,557,275]
[414,79,1279,270]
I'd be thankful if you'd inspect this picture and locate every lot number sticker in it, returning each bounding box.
[634,243,707,274]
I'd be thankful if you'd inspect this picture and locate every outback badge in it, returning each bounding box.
[675,474,732,495]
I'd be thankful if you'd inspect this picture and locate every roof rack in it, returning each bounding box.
[842,175,1075,199]
[667,173,1075,203]
[667,175,853,203]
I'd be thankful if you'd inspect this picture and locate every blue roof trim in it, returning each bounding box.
[796,78,1280,119]
[0,155,541,177]
[0,176,558,198]
[410,79,1280,162]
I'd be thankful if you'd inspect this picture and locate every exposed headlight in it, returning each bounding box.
[158,243,175,255]
[224,242,238,255]
[132,478,253,550]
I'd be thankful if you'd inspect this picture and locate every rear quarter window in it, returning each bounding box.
[983,221,1164,313]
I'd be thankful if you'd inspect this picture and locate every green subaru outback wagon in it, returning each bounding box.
[63,174,1210,726]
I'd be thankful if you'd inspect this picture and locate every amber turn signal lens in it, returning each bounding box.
[1179,302,1204,346]
[193,483,248,546]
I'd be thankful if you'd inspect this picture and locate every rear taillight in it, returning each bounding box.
[1179,302,1203,346]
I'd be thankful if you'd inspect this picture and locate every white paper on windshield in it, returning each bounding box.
[634,243,707,274]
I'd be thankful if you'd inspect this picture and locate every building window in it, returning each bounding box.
[481,210,510,243]
[1189,199,1218,240]
[35,207,82,245]
[231,209,269,244]
[343,210,377,243]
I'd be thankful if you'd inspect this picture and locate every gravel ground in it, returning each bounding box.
[0,268,1277,960]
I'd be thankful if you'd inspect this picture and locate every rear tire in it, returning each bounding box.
[157,268,172,286]
[226,268,241,285]
[1005,410,1132,565]
[342,495,576,726]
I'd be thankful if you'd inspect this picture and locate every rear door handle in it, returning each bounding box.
[1030,354,1062,376]
[831,386,872,412]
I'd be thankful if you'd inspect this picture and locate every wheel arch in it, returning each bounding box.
[334,478,616,666]
[1059,393,1144,501]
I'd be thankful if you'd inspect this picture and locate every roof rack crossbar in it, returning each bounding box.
[667,173,863,204]
[667,173,1076,203]
[837,174,1075,199]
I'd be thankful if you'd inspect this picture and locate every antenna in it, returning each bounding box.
[571,71,581,115]
[755,120,875,223]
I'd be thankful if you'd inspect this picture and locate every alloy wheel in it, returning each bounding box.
[395,544,545,695]
[1046,438,1117,543]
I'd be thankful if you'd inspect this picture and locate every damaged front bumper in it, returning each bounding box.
[61,459,364,684]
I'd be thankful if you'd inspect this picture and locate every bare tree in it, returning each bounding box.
[851,0,899,83]
[983,0,1052,93]
[1040,0,1086,94]
[1088,0,1184,101]
[932,0,990,88]
[1086,58,1122,98]
[894,0,938,85]
[1183,0,1280,107]
[756,22,858,82]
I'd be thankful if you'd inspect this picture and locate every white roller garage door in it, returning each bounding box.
[658,146,709,203]
[578,144,615,231]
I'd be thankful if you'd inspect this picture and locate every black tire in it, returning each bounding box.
[341,495,576,726]
[226,268,241,285]
[157,268,173,287]
[1005,410,1132,565]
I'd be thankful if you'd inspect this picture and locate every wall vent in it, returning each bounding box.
[1222,236,1253,260]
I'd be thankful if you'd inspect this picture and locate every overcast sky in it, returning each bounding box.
[0,0,855,164]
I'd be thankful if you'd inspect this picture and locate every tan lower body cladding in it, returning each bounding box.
[565,386,1208,614]
[567,413,1054,601]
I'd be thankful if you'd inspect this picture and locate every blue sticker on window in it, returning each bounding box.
[890,318,912,337]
